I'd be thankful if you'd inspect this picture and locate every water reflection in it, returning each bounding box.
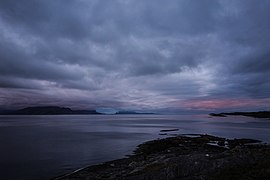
[0,114,270,179]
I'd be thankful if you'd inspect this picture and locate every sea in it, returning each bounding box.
[0,114,270,180]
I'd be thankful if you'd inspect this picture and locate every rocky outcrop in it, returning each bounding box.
[210,111,270,118]
[55,134,270,180]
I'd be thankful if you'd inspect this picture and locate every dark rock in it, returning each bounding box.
[209,113,227,117]
[160,128,179,132]
[55,134,270,180]
[212,111,270,118]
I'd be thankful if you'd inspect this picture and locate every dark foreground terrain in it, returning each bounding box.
[55,134,270,180]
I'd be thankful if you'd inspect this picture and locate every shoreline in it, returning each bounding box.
[209,111,270,118]
[54,134,270,180]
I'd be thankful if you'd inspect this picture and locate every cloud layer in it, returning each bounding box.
[0,0,270,112]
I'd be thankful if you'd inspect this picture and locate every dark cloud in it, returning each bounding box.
[0,0,270,111]
[233,52,270,74]
[0,36,85,83]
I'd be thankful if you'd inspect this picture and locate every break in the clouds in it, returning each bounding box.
[0,0,270,112]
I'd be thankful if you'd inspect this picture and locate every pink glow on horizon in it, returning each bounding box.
[180,98,270,110]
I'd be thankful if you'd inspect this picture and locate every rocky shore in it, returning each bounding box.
[55,134,270,180]
[210,111,270,118]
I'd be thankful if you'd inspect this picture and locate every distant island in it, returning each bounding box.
[115,111,155,115]
[0,106,156,115]
[210,111,270,118]
[1,106,102,115]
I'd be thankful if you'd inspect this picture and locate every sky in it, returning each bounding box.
[0,0,270,113]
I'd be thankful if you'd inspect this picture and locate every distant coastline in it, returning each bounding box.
[210,111,270,118]
[115,111,155,115]
[0,106,102,115]
[0,106,155,115]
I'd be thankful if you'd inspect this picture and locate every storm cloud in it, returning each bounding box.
[0,0,270,112]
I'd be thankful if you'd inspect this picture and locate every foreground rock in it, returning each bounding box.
[55,134,270,180]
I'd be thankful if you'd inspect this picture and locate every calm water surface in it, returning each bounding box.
[0,114,270,180]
